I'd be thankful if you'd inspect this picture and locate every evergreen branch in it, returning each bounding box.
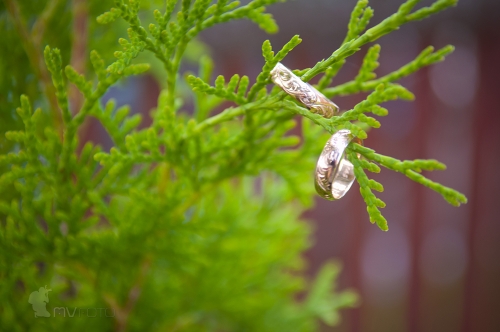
[65,66,93,98]
[190,56,226,121]
[281,101,331,130]
[187,74,249,105]
[192,0,285,35]
[317,61,344,90]
[405,169,466,206]
[189,96,281,136]
[301,0,457,83]
[317,0,373,89]
[4,0,63,136]
[347,149,388,231]
[248,6,279,33]
[406,0,458,21]
[187,82,412,142]
[304,261,359,326]
[355,44,380,83]
[43,44,147,171]
[89,100,134,151]
[350,143,467,207]
[100,0,285,112]
[44,47,71,125]
[0,1,468,329]
[345,0,374,43]
[247,35,302,101]
[328,83,413,139]
[323,45,454,97]
[90,50,107,81]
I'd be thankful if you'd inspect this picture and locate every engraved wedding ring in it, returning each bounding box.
[270,63,356,200]
[270,63,339,118]
[314,130,357,200]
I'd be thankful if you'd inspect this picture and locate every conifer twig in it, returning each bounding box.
[301,0,458,83]
[4,0,63,137]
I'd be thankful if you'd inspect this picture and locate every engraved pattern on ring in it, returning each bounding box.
[270,63,339,118]
[314,129,356,200]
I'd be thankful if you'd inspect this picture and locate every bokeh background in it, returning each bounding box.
[83,0,500,331]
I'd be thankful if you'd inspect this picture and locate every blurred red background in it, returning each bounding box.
[84,1,500,331]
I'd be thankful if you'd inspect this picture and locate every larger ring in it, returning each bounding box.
[315,130,356,200]
[270,62,339,118]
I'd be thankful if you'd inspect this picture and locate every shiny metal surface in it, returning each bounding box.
[315,129,356,200]
[270,62,339,118]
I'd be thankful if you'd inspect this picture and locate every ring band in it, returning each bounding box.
[315,129,357,200]
[270,62,339,118]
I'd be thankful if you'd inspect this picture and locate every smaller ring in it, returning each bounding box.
[270,63,339,118]
[315,130,357,200]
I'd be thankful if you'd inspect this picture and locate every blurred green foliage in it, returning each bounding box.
[0,0,464,331]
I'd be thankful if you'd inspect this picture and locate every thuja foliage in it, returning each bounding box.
[0,0,466,331]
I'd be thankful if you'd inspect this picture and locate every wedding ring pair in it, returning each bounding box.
[270,63,357,200]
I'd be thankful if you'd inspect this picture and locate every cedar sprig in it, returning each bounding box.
[350,143,467,207]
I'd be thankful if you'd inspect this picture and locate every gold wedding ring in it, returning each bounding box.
[270,62,339,118]
[314,130,357,200]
